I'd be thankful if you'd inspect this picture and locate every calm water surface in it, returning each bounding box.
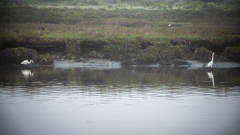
[0,66,240,135]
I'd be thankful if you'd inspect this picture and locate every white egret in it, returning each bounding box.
[21,60,34,65]
[204,52,214,68]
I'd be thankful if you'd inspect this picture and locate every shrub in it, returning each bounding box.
[136,41,180,63]
[0,47,38,64]
[37,54,53,65]
[173,44,191,59]
[135,46,158,64]
[193,47,212,61]
[154,41,174,60]
[104,37,140,60]
[224,45,240,62]
[65,40,81,60]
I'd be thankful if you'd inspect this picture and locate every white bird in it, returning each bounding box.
[21,60,34,65]
[206,52,214,68]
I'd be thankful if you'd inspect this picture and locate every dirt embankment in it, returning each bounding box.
[0,38,240,65]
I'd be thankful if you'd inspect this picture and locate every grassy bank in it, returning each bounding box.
[0,1,240,40]
[1,22,239,41]
[0,1,240,64]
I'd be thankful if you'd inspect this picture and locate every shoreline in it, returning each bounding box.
[1,59,240,70]
[0,38,240,65]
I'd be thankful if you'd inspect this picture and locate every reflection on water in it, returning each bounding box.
[207,72,214,87]
[1,66,240,91]
[21,70,34,78]
[0,66,240,135]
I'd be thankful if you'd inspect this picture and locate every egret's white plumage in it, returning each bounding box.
[206,52,214,68]
[21,60,34,65]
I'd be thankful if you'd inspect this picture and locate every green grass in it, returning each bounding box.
[1,22,239,41]
[0,2,239,42]
[41,33,80,39]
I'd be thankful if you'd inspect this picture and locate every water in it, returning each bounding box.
[0,65,240,135]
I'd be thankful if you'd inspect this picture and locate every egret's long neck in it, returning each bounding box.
[211,53,214,61]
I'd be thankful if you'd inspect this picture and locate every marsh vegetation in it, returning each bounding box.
[0,0,240,64]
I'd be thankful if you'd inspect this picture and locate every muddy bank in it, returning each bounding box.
[54,59,121,70]
[0,38,240,65]
[53,59,240,69]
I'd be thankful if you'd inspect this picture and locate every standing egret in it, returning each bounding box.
[203,52,214,68]
[207,52,214,68]
[21,60,34,65]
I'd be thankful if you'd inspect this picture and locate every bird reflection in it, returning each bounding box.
[21,70,34,78]
[207,72,214,87]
